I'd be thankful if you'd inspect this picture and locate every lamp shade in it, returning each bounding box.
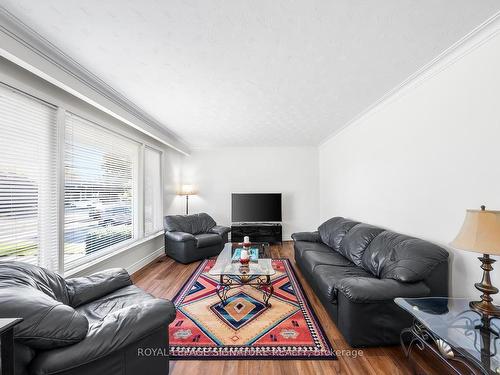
[450,207,500,255]
[178,184,195,196]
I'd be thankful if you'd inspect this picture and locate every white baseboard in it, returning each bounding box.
[127,246,165,275]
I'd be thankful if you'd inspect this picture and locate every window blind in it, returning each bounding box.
[144,147,162,235]
[0,84,59,270]
[64,113,140,268]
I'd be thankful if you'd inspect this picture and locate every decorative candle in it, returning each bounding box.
[240,248,250,265]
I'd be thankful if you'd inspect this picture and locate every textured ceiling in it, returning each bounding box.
[1,0,500,147]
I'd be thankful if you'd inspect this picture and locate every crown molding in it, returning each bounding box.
[320,10,500,147]
[0,7,190,155]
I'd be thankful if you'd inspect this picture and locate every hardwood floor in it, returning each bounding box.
[133,241,444,375]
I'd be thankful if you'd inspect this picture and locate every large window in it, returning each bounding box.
[144,147,162,235]
[64,113,140,267]
[0,85,59,270]
[0,83,165,273]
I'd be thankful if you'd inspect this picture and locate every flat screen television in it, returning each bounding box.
[231,193,282,222]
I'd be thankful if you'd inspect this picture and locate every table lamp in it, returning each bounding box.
[178,184,195,215]
[451,205,500,317]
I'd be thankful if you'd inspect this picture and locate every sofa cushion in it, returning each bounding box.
[77,285,157,324]
[164,213,216,234]
[339,223,384,266]
[318,217,359,252]
[361,230,449,282]
[66,268,132,308]
[336,277,431,303]
[313,265,375,303]
[294,241,334,260]
[0,261,69,304]
[0,262,88,350]
[0,286,88,350]
[195,233,221,248]
[299,250,354,275]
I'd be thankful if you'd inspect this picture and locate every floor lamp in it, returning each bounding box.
[178,184,195,215]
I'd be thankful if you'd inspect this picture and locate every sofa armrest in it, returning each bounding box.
[209,225,231,236]
[165,231,196,242]
[2,286,88,350]
[291,231,321,243]
[29,299,176,374]
[66,268,132,308]
[337,277,430,303]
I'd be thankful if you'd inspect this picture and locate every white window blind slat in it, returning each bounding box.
[0,84,58,270]
[64,113,140,268]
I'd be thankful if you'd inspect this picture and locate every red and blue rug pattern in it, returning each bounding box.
[169,259,336,360]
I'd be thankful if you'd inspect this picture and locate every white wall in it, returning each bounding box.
[181,147,319,240]
[319,25,500,297]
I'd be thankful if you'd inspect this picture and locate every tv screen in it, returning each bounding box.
[231,193,282,222]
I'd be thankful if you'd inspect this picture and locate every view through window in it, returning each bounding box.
[64,113,140,267]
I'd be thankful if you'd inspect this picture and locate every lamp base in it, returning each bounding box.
[470,300,500,318]
[471,254,500,318]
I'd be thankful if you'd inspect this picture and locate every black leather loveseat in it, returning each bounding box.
[164,213,230,264]
[292,217,448,347]
[0,261,176,375]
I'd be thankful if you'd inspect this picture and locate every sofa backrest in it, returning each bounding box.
[0,261,69,303]
[0,261,88,350]
[339,223,384,266]
[361,230,448,282]
[318,217,359,251]
[164,212,216,234]
[318,217,449,282]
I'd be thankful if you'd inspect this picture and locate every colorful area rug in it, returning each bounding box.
[169,259,336,360]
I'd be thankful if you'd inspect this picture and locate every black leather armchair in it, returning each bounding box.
[164,213,230,264]
[0,261,176,375]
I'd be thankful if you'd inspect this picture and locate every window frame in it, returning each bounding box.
[143,145,164,236]
[0,82,165,274]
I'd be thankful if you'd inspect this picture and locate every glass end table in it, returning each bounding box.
[209,242,275,306]
[395,297,500,375]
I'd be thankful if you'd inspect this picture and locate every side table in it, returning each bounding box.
[0,318,23,375]
[395,297,499,375]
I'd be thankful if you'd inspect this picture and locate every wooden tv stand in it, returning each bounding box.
[230,223,282,244]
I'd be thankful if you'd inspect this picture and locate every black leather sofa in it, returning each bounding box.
[292,217,449,347]
[0,261,176,375]
[164,213,230,264]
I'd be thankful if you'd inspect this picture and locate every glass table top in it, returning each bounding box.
[395,297,500,373]
[208,242,275,277]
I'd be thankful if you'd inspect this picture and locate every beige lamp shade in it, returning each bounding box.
[450,207,500,255]
[178,184,195,196]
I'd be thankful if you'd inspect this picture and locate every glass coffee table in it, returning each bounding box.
[395,297,500,375]
[209,242,275,307]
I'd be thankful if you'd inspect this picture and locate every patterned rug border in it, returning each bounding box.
[170,258,337,361]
